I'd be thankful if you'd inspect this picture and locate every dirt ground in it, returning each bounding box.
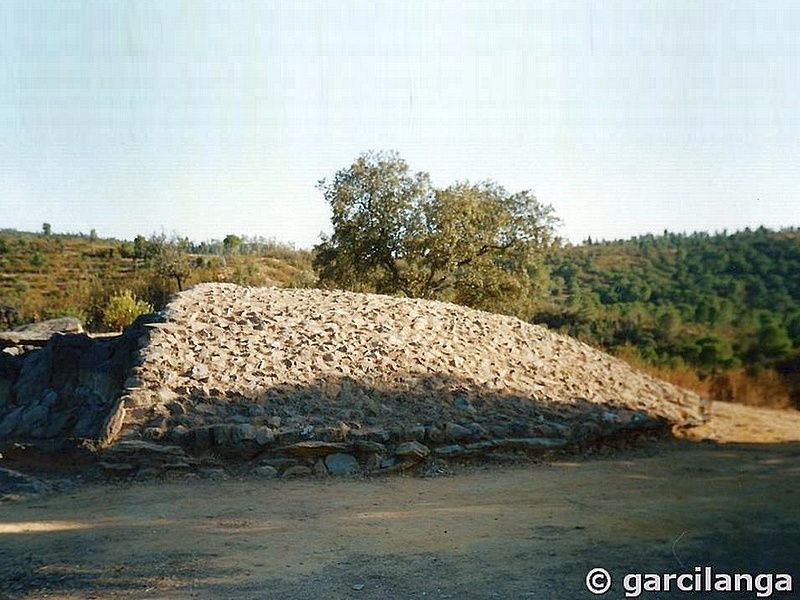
[1,402,799,600]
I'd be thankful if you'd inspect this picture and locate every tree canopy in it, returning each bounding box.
[313,151,559,316]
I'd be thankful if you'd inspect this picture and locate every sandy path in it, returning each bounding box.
[679,401,800,444]
[2,415,799,599]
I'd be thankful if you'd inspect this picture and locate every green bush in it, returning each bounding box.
[103,290,153,331]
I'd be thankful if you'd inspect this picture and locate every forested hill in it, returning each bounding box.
[534,227,800,407]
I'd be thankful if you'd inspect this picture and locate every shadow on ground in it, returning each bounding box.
[1,440,798,599]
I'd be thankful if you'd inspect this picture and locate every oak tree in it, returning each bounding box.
[313,151,558,317]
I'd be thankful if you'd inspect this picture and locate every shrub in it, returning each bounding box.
[118,242,135,258]
[103,290,153,331]
[30,252,48,270]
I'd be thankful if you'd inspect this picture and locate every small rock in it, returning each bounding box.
[168,424,189,442]
[233,423,256,442]
[253,465,278,478]
[325,453,359,476]
[464,440,497,453]
[191,363,210,381]
[468,422,487,438]
[142,426,165,441]
[363,453,385,470]
[199,468,227,480]
[453,396,472,411]
[393,441,430,462]
[195,403,217,415]
[616,410,645,427]
[156,388,178,403]
[408,424,427,441]
[260,458,298,470]
[286,440,350,458]
[210,424,233,446]
[426,425,444,443]
[99,399,126,447]
[350,427,390,442]
[444,422,473,442]
[379,457,397,469]
[353,440,387,454]
[248,404,265,417]
[282,465,313,478]
[495,437,568,450]
[433,444,465,458]
[255,426,275,445]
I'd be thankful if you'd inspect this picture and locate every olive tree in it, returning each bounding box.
[148,234,193,292]
[313,151,559,317]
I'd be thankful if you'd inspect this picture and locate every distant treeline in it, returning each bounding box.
[535,227,800,407]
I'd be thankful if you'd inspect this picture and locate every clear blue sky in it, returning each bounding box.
[2,1,798,248]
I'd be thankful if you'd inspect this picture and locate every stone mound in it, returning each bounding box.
[97,283,705,476]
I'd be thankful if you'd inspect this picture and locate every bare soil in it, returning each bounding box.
[1,402,799,599]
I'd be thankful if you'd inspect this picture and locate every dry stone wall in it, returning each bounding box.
[0,320,149,446]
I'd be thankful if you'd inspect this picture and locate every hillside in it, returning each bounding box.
[0,229,313,330]
[536,227,800,407]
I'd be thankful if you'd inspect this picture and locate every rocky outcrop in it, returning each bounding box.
[0,317,154,446]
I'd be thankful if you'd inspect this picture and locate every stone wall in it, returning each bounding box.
[0,318,152,447]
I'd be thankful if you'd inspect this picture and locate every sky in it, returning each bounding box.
[1,1,798,248]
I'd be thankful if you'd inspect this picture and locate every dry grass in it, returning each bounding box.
[627,360,793,409]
